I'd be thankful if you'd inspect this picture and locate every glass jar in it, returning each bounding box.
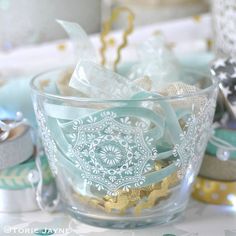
[30,68,218,228]
[212,0,236,57]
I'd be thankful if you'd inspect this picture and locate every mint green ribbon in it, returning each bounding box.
[42,90,189,193]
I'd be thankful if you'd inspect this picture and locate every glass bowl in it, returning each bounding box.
[30,68,218,228]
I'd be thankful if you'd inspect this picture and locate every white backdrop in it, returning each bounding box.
[0,0,101,50]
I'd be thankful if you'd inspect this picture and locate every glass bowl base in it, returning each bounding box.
[63,202,187,229]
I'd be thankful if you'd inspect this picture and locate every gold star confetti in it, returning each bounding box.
[57,43,66,51]
[192,15,202,23]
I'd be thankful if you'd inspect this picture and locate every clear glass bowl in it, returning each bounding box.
[30,68,218,228]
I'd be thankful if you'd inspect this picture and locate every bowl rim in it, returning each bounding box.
[30,66,219,103]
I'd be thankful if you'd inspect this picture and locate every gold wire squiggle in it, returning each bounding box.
[100,6,135,71]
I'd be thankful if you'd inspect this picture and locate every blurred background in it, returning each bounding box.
[0,0,101,50]
[0,0,210,50]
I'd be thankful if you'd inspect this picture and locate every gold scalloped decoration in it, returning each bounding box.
[73,163,180,216]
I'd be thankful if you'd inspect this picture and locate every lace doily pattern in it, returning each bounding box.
[35,94,217,195]
[34,106,58,176]
[173,96,217,178]
[61,111,158,196]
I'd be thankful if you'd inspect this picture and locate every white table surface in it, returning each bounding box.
[1,199,236,236]
[1,14,235,236]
